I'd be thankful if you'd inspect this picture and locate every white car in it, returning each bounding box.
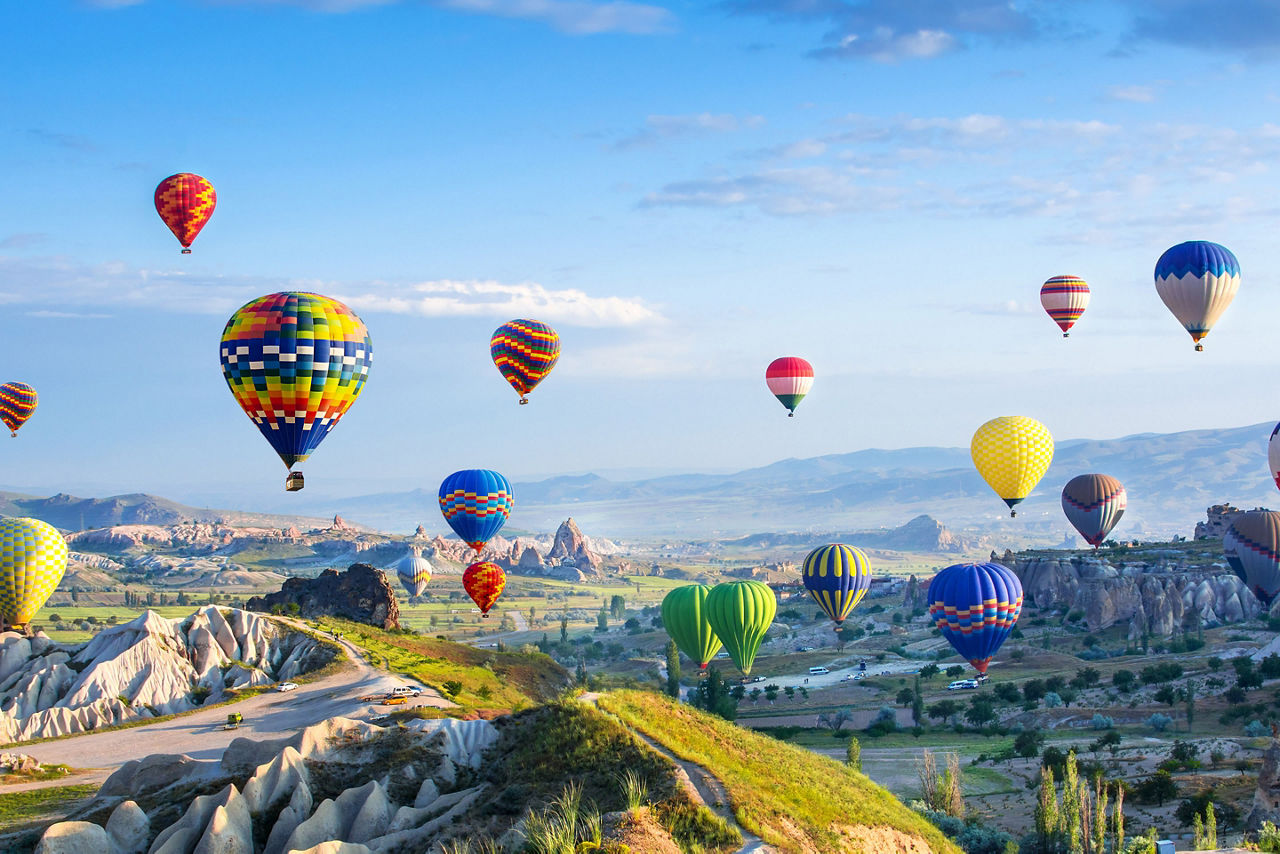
[276,682,299,692]
[947,679,979,691]
[390,686,422,697]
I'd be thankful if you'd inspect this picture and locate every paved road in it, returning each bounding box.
[6,631,453,790]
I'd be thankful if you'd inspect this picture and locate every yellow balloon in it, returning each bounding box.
[970,416,1054,517]
[0,517,68,628]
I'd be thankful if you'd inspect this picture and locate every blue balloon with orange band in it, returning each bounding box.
[802,544,872,629]
[438,469,514,555]
[927,561,1023,675]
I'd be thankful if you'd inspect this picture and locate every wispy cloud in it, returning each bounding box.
[613,113,765,150]
[1127,0,1280,57]
[0,234,48,250]
[27,129,98,153]
[26,310,113,319]
[88,0,674,34]
[1105,84,1157,103]
[0,256,660,327]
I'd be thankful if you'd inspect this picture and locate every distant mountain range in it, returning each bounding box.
[0,491,334,533]
[8,422,1278,543]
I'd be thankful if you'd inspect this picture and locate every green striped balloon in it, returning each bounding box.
[705,580,776,676]
[661,585,722,670]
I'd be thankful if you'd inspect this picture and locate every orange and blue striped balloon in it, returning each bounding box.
[927,562,1023,675]
[802,544,872,626]
[0,383,37,436]
[1039,275,1090,337]
[490,319,560,404]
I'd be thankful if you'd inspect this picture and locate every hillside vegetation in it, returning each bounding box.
[324,618,570,711]
[598,690,963,854]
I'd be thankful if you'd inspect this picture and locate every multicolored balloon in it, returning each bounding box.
[1223,524,1245,582]
[1154,240,1240,351]
[220,293,372,486]
[1061,474,1127,548]
[1039,275,1090,338]
[927,561,1023,675]
[704,580,776,676]
[661,585,723,671]
[1228,510,1280,606]
[802,544,872,627]
[464,561,506,616]
[0,517,68,629]
[1268,423,1280,493]
[490,319,560,404]
[397,552,433,597]
[970,416,1055,517]
[155,173,216,253]
[765,357,814,417]
[0,383,37,437]
[438,469,514,554]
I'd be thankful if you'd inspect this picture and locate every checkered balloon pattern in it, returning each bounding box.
[0,517,68,627]
[490,319,560,402]
[970,415,1054,514]
[438,469,514,551]
[154,173,216,252]
[464,561,506,615]
[220,292,372,469]
[0,382,37,435]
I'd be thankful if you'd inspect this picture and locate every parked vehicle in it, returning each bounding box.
[381,696,407,705]
[947,679,980,691]
[224,712,243,730]
[808,666,830,676]
[390,686,422,697]
[276,682,298,693]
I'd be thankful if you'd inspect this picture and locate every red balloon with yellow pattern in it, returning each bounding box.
[464,561,506,617]
[155,173,216,253]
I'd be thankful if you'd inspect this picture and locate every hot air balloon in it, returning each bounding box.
[1223,525,1245,582]
[802,544,872,629]
[1154,240,1240,351]
[1268,423,1280,493]
[765,357,814,417]
[0,383,37,437]
[464,561,506,616]
[661,585,723,671]
[0,517,67,630]
[154,173,216,253]
[490,320,560,404]
[704,580,776,676]
[397,552,432,597]
[220,292,372,491]
[1039,275,1090,338]
[927,561,1023,675]
[1229,511,1280,605]
[970,416,1054,517]
[438,469,514,555]
[1061,474,1127,548]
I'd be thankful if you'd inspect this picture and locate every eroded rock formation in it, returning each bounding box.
[246,564,400,629]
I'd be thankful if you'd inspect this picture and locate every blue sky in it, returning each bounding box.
[4,0,1280,512]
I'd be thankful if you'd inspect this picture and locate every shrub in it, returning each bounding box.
[1146,713,1172,732]
[1090,713,1114,730]
[1043,692,1062,708]
[1246,719,1270,737]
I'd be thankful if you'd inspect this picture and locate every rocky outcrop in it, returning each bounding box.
[1248,735,1280,831]
[548,518,602,572]
[0,608,329,743]
[1014,554,1260,636]
[37,716,500,854]
[246,564,400,630]
[1196,504,1245,540]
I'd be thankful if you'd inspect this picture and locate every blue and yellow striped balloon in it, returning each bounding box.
[927,561,1022,675]
[802,544,872,626]
[438,469,514,554]
[0,517,68,628]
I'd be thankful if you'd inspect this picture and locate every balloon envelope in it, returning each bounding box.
[438,470,514,553]
[1268,423,1280,493]
[220,292,373,471]
[970,416,1055,516]
[1154,240,1240,350]
[704,580,776,676]
[1229,510,1280,605]
[661,585,722,670]
[765,357,814,416]
[0,383,37,436]
[464,561,506,615]
[490,319,560,403]
[1223,525,1245,582]
[927,561,1023,675]
[1039,275,1090,337]
[1061,474,1127,547]
[397,554,432,597]
[0,517,67,628]
[802,544,872,626]
[155,173,216,252]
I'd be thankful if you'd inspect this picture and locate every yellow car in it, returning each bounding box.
[381,696,407,705]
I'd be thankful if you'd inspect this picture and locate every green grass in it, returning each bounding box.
[0,784,99,829]
[598,690,962,854]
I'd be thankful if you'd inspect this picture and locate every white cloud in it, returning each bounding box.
[25,310,113,319]
[614,113,765,150]
[819,27,956,62]
[1106,84,1157,103]
[337,280,661,326]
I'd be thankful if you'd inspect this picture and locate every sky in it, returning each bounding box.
[4,0,1280,513]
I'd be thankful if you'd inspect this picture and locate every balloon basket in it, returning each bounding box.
[1009,510,1017,518]
[181,248,192,255]
[1195,343,1204,352]
[1062,332,1069,338]
[788,412,794,418]
[518,398,529,405]
[286,472,305,492]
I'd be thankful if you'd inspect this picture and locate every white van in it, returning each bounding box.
[947,679,979,691]
[391,686,422,697]
[808,666,830,676]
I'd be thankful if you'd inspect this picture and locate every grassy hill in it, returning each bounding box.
[598,690,962,853]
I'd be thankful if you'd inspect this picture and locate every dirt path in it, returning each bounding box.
[1,625,453,792]
[579,692,776,854]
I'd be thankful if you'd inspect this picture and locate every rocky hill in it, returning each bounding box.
[0,491,336,533]
[246,564,401,629]
[725,514,987,554]
[0,607,332,743]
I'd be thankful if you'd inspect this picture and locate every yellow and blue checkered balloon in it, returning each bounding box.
[970,416,1054,517]
[0,517,67,628]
